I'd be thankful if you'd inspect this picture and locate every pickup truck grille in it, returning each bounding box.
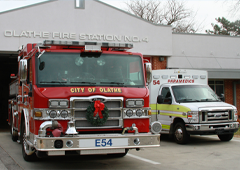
[199,107,234,123]
[70,96,123,129]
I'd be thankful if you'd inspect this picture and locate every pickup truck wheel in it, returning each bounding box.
[21,121,37,161]
[107,149,129,157]
[173,122,189,144]
[218,133,234,141]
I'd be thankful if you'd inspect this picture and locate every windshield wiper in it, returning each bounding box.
[100,82,125,85]
[70,81,96,85]
[40,81,67,85]
[200,98,219,102]
[177,99,200,103]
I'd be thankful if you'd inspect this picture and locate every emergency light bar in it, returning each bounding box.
[43,40,133,49]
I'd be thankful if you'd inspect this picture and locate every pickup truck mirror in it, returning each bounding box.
[157,95,164,104]
[219,93,225,102]
[19,59,27,82]
[157,95,172,104]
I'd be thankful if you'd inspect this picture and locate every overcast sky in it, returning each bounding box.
[0,0,239,33]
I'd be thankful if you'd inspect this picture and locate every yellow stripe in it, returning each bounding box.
[150,104,191,118]
[162,124,170,130]
[152,112,187,118]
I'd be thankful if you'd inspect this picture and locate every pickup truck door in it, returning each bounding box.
[157,86,173,132]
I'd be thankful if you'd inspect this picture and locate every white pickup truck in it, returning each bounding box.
[149,69,239,144]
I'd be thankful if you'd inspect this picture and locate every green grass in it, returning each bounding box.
[234,127,240,136]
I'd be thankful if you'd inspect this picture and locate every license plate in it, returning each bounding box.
[79,138,128,148]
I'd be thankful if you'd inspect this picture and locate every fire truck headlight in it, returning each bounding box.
[60,110,68,118]
[49,110,57,118]
[187,111,199,123]
[49,99,69,108]
[136,109,143,117]
[126,110,133,117]
[126,99,144,107]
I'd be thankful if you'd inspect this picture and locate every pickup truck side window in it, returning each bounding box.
[161,87,172,104]
[161,87,171,99]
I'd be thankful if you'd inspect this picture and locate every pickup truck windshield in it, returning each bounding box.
[36,52,144,87]
[172,85,220,103]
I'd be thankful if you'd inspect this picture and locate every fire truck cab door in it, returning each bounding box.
[157,86,173,132]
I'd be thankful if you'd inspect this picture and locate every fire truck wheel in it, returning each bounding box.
[21,121,37,161]
[10,112,18,142]
[107,149,129,158]
[218,133,234,141]
[173,122,190,144]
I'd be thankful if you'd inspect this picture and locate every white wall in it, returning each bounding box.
[169,33,240,70]
[0,0,172,56]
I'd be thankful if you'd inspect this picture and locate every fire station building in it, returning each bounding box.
[0,0,240,127]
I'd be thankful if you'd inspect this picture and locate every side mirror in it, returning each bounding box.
[145,63,152,84]
[19,59,27,82]
[157,95,164,104]
[219,93,225,102]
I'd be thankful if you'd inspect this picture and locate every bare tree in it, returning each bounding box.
[125,0,199,33]
[225,0,240,15]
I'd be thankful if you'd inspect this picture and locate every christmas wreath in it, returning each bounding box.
[86,100,109,126]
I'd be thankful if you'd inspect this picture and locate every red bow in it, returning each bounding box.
[94,100,105,119]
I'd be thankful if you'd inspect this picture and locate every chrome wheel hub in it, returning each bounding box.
[175,127,183,141]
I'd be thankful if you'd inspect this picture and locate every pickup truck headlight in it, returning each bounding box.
[234,109,238,121]
[187,111,199,123]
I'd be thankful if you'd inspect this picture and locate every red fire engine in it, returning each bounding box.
[8,40,161,161]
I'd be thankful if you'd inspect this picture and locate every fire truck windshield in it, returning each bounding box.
[172,85,220,103]
[36,52,144,87]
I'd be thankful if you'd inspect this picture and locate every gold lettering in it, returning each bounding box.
[104,88,107,92]
[118,88,122,93]
[114,88,118,92]
[100,88,103,92]
[81,88,85,92]
[107,88,111,93]
[77,88,80,93]
[70,88,74,93]
[92,88,96,92]
[110,88,113,92]
[88,88,92,92]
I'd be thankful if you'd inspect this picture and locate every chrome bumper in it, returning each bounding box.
[186,122,239,135]
[35,133,160,155]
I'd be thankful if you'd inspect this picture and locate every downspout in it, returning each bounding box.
[233,81,240,106]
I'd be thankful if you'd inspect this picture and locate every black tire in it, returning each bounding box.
[173,122,190,144]
[21,120,37,162]
[218,133,234,141]
[107,149,129,158]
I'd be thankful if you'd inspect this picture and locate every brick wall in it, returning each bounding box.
[152,56,167,70]
[224,80,240,122]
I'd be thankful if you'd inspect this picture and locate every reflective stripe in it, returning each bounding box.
[150,104,191,118]
[162,124,170,130]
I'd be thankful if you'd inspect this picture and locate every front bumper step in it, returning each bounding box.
[35,133,160,153]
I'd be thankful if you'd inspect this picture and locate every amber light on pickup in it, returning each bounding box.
[35,111,42,117]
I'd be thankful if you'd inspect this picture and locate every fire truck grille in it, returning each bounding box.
[71,97,123,129]
[200,109,234,123]
[75,120,120,127]
[74,101,121,108]
[75,110,121,118]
